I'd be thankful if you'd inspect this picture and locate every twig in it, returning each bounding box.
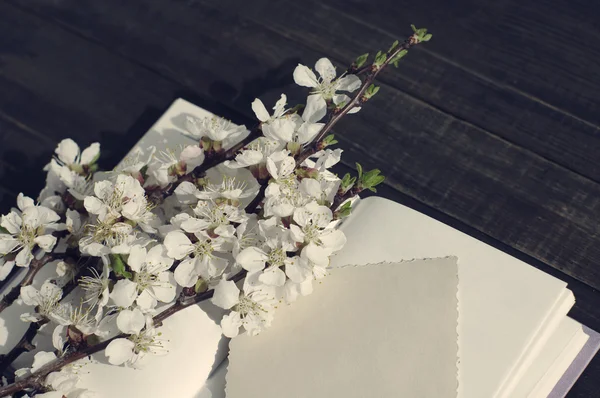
[157,127,263,200]
[244,180,269,214]
[0,269,248,397]
[296,34,421,167]
[0,320,49,378]
[0,254,56,314]
[0,261,89,381]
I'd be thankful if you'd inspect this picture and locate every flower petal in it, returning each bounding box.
[105,338,135,365]
[315,57,336,82]
[34,234,57,252]
[221,311,242,338]
[17,193,35,211]
[236,246,268,272]
[20,285,39,306]
[180,145,205,173]
[336,74,361,92]
[174,181,200,204]
[127,245,146,273]
[212,279,240,309]
[302,243,330,266]
[0,235,18,255]
[80,143,100,165]
[273,94,287,117]
[152,272,177,303]
[55,139,79,165]
[296,122,323,144]
[251,98,270,122]
[83,196,105,216]
[319,229,347,252]
[31,351,57,373]
[110,279,138,308]
[15,247,34,267]
[164,230,194,260]
[258,267,286,286]
[293,64,318,88]
[302,94,327,123]
[52,325,66,352]
[116,308,145,334]
[1,211,22,234]
[174,258,198,288]
[285,257,312,283]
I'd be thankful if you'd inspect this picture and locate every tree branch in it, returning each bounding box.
[0,254,57,314]
[0,320,49,379]
[156,127,263,200]
[296,34,421,167]
[0,269,248,397]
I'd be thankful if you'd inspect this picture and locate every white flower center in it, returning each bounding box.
[129,329,163,354]
[80,268,109,307]
[193,240,214,258]
[17,225,39,250]
[268,248,286,268]
[312,79,341,100]
[235,295,268,320]
[37,290,63,317]
[134,269,159,291]
[303,224,322,244]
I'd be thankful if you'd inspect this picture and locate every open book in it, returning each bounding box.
[2,99,598,397]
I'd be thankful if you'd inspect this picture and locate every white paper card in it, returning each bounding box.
[226,257,459,398]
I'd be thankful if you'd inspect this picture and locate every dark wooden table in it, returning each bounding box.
[0,0,598,396]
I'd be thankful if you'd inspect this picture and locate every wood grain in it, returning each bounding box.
[7,0,600,290]
[0,1,598,395]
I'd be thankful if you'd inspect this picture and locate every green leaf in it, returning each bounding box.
[322,134,338,147]
[195,278,208,293]
[340,173,357,194]
[355,163,364,179]
[335,201,353,219]
[388,40,399,53]
[410,25,431,43]
[373,51,387,68]
[357,167,386,192]
[0,226,9,235]
[390,49,409,67]
[364,84,381,100]
[110,254,132,279]
[355,53,369,68]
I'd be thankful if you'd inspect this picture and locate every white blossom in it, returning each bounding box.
[79,257,111,310]
[45,139,100,197]
[165,229,230,287]
[212,273,277,337]
[105,314,166,368]
[185,115,248,149]
[19,281,63,322]
[109,245,175,311]
[290,202,346,267]
[145,145,204,188]
[293,57,362,119]
[0,194,62,270]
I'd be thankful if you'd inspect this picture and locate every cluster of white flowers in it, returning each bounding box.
[0,26,435,394]
[0,56,373,397]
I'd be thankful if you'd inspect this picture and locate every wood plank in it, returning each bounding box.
[306,0,600,126]
[3,2,600,290]
[0,115,53,207]
[200,0,600,184]
[12,1,600,184]
[0,2,598,392]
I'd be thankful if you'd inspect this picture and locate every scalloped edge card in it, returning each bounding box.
[226,257,459,398]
